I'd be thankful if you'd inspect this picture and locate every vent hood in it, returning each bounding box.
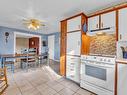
[87,27,115,36]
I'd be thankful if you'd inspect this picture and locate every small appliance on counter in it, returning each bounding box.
[117,41,127,59]
[121,46,127,59]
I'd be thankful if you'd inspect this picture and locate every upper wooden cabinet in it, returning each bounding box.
[101,11,116,29]
[88,11,116,31]
[67,16,81,32]
[118,8,127,41]
[88,16,99,31]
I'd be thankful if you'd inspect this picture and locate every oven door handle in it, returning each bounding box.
[84,62,114,69]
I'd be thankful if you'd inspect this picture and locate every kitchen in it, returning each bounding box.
[0,1,127,95]
[60,2,127,95]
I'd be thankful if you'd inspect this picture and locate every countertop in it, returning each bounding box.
[116,58,127,64]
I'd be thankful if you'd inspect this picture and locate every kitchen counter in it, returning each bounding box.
[116,58,127,64]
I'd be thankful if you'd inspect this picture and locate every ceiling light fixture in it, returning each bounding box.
[23,19,45,30]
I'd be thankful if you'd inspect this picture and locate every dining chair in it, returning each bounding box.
[0,67,8,94]
[4,61,15,73]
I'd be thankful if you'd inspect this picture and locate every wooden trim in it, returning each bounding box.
[99,15,101,29]
[60,20,67,76]
[88,3,127,18]
[116,10,119,41]
[116,62,127,64]
[114,63,118,95]
[61,12,87,22]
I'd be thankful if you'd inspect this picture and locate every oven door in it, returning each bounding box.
[81,61,115,92]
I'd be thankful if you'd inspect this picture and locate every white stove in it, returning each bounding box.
[80,55,116,95]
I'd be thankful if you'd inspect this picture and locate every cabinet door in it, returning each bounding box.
[119,8,127,41]
[118,64,127,95]
[67,16,81,32]
[101,11,116,28]
[67,32,81,55]
[88,16,99,31]
[66,55,80,83]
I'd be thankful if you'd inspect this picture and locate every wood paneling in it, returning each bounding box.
[81,34,90,55]
[115,63,118,95]
[60,20,67,76]
[116,10,119,41]
[81,14,90,55]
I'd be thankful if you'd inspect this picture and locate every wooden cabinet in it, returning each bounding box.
[60,20,67,76]
[67,16,81,32]
[88,11,116,31]
[101,11,116,29]
[117,64,127,95]
[60,13,87,76]
[88,16,99,31]
[118,8,127,41]
[29,37,39,54]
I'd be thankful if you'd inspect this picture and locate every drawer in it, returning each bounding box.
[66,74,75,81]
[67,55,80,62]
[66,61,80,69]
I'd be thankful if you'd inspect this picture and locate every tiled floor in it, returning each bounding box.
[2,62,95,95]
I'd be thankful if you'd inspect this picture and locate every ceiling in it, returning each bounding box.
[0,0,126,34]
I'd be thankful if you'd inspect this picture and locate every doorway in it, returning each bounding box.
[48,35,55,60]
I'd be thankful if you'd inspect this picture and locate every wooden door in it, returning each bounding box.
[29,37,39,54]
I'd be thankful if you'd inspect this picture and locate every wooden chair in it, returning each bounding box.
[0,67,8,94]
[4,61,14,73]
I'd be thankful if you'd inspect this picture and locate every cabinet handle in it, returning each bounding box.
[120,34,122,40]
[78,41,81,46]
[78,25,80,29]
[101,22,103,28]
[96,24,98,28]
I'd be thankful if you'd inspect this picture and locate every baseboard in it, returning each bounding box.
[54,60,60,62]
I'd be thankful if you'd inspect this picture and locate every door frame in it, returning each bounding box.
[14,32,42,54]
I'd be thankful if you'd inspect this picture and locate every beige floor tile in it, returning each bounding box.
[53,93,61,95]
[77,88,92,95]
[67,83,80,92]
[58,88,75,95]
[22,88,41,95]
[36,83,49,91]
[60,79,73,87]
[40,87,57,95]
[73,93,81,95]
[46,80,59,87]
[2,63,94,95]
[4,88,21,95]
[51,83,65,92]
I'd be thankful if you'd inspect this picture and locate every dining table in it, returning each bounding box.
[0,53,49,68]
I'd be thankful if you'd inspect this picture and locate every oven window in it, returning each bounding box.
[85,65,106,81]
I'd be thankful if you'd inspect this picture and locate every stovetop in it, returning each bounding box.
[89,53,116,58]
[81,55,116,64]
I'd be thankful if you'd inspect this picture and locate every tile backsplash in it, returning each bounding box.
[90,34,116,55]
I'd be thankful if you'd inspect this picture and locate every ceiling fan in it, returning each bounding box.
[23,18,45,30]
